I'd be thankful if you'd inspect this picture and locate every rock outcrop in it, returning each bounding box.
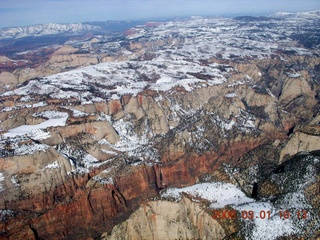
[103,197,226,240]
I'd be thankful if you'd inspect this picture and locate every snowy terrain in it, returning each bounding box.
[0,23,100,40]
[3,111,68,138]
[160,182,307,240]
[0,135,49,156]
[0,11,319,173]
[161,182,254,208]
[1,11,319,105]
[160,153,320,240]
[2,59,230,103]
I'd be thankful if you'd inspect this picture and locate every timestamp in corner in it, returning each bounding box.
[278,210,309,220]
[212,209,310,220]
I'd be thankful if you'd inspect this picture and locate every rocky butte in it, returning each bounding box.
[0,11,319,239]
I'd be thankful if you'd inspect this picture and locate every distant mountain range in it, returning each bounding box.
[1,10,319,41]
[0,20,145,40]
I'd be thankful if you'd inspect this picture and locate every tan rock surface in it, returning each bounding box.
[45,121,120,146]
[0,148,72,207]
[53,45,79,55]
[0,71,19,93]
[280,132,320,162]
[103,197,225,240]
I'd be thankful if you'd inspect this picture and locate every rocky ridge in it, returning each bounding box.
[103,196,227,240]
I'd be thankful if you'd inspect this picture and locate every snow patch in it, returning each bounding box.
[101,149,117,155]
[4,111,68,138]
[11,175,19,186]
[43,161,60,170]
[286,72,301,78]
[225,93,237,98]
[14,143,49,156]
[28,129,51,140]
[161,182,253,208]
[235,201,298,240]
[106,119,148,152]
[224,120,236,130]
[0,173,4,192]
[92,176,114,185]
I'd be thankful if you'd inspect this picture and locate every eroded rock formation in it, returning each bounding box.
[102,197,226,240]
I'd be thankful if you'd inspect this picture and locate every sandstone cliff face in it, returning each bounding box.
[0,147,72,206]
[279,115,320,162]
[103,197,225,240]
[46,45,99,69]
[280,131,320,162]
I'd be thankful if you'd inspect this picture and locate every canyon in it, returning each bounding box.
[0,11,319,239]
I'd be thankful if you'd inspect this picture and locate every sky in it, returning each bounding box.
[0,0,319,28]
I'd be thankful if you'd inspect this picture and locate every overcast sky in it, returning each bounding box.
[0,0,319,28]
